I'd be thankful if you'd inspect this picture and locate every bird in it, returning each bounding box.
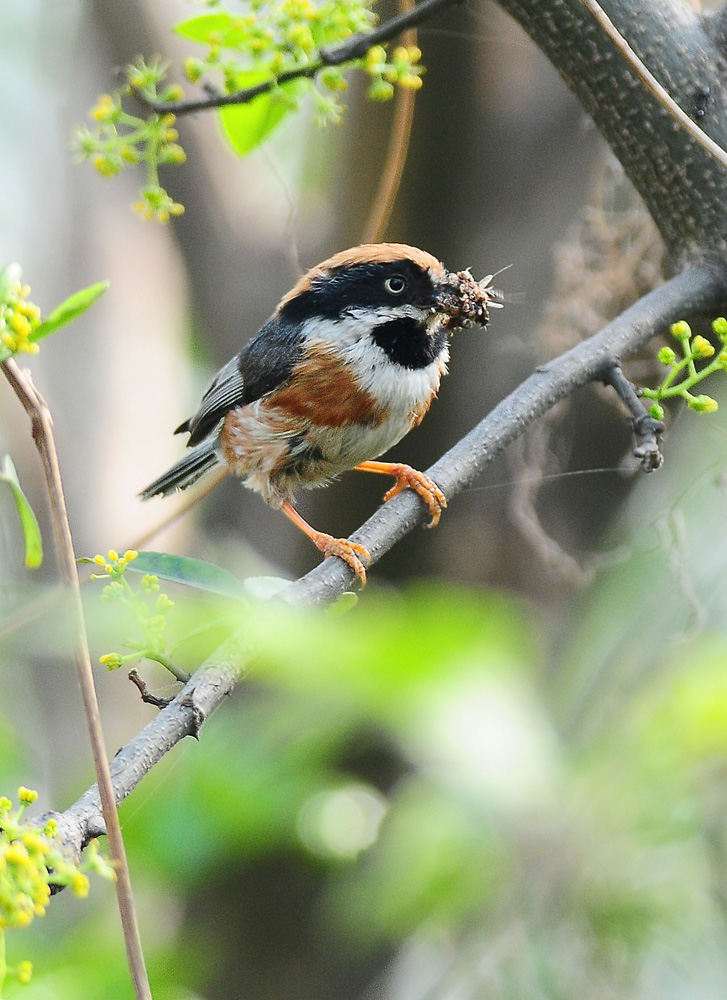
[140,243,501,584]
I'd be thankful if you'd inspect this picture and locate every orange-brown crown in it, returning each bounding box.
[278,243,446,309]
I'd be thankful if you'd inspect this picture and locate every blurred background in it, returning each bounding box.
[4,0,727,997]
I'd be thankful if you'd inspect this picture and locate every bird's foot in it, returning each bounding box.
[377,463,448,527]
[313,533,370,584]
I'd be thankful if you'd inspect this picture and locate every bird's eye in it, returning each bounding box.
[384,275,407,295]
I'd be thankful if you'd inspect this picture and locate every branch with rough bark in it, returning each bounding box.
[52,263,725,854]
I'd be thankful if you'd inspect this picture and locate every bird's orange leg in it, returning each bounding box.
[280,500,370,585]
[354,461,447,527]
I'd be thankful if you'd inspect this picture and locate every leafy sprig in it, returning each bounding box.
[73,57,186,224]
[74,0,425,219]
[0,263,108,363]
[84,550,187,680]
[642,318,727,419]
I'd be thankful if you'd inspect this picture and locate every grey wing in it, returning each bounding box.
[176,315,307,446]
[178,355,246,446]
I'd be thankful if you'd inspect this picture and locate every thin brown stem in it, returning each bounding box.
[363,0,417,242]
[1,359,152,1000]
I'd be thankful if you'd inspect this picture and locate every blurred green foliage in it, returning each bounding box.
[5,565,727,997]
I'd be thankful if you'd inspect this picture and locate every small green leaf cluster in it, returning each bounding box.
[86,550,182,678]
[0,788,114,996]
[179,0,375,91]
[75,0,427,203]
[72,57,186,224]
[642,318,727,419]
[0,262,109,364]
[177,2,422,149]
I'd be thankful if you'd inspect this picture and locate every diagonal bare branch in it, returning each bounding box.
[52,264,725,853]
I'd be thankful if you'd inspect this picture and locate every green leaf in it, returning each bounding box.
[174,13,249,46]
[0,262,22,305]
[0,456,43,568]
[128,551,247,599]
[219,75,310,156]
[31,281,109,342]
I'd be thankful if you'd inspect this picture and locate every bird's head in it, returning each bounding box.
[275,242,499,370]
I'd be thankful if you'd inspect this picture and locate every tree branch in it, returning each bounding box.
[52,264,725,852]
[497,0,727,261]
[602,362,665,472]
[141,0,460,116]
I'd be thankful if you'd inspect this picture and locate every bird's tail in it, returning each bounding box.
[139,441,222,499]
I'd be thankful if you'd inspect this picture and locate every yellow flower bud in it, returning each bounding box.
[10,312,31,337]
[671,320,691,339]
[692,335,715,358]
[18,787,38,805]
[71,872,90,897]
[17,961,33,984]
[399,74,423,90]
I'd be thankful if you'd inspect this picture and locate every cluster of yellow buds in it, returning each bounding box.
[91,549,139,578]
[75,56,187,224]
[0,279,42,356]
[644,317,727,419]
[0,788,113,928]
[365,44,423,101]
[0,789,114,991]
[90,93,119,124]
[89,549,180,673]
[133,184,185,224]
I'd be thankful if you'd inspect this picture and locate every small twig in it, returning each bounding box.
[362,0,417,243]
[128,670,174,709]
[601,360,665,472]
[1,359,153,1000]
[139,0,460,116]
[143,653,190,684]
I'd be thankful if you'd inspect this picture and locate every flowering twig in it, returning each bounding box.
[641,318,727,417]
[137,0,458,116]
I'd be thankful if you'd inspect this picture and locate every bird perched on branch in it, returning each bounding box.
[140,243,501,584]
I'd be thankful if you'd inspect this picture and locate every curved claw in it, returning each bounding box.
[377,464,448,527]
[314,534,371,585]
